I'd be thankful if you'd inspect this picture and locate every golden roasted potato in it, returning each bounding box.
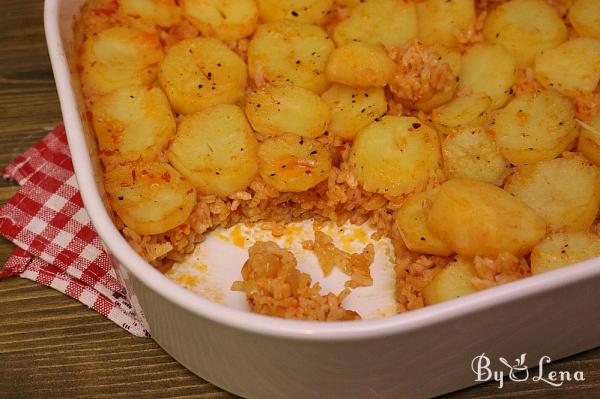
[423,257,478,305]
[568,0,600,40]
[118,0,181,31]
[534,37,600,97]
[431,93,492,134]
[92,86,175,168]
[256,0,334,25]
[409,45,462,111]
[493,89,578,166]
[333,0,418,48]
[350,116,441,196]
[395,188,453,256]
[531,231,600,274]
[181,0,259,41]
[416,0,476,49]
[258,134,331,192]
[247,21,334,93]
[427,178,546,258]
[442,126,510,186]
[158,37,247,115]
[79,27,163,97]
[335,0,362,6]
[168,104,259,196]
[321,84,387,140]
[104,161,196,235]
[504,154,600,232]
[245,85,330,138]
[483,0,568,66]
[325,42,395,88]
[577,113,600,165]
[459,43,517,109]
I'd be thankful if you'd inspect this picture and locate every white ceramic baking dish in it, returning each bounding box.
[44,1,600,397]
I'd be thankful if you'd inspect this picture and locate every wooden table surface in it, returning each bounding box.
[0,1,598,398]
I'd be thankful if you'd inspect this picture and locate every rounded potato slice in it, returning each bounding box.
[395,188,453,256]
[534,37,600,97]
[118,0,181,31]
[568,0,600,40]
[427,178,546,258]
[158,37,247,114]
[92,86,175,168]
[321,84,387,140]
[483,0,568,66]
[333,0,417,48]
[158,37,247,115]
[577,113,600,165]
[459,43,517,110]
[79,27,163,97]
[245,85,330,138]
[442,126,510,186]
[423,257,478,305]
[531,231,600,275]
[416,0,476,49]
[325,42,395,88]
[256,0,334,25]
[431,93,492,135]
[504,153,600,232]
[493,90,578,166]
[247,21,334,94]
[258,134,332,192]
[181,0,259,41]
[350,116,442,196]
[168,104,259,196]
[104,161,196,235]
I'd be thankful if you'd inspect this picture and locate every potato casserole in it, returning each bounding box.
[74,0,600,320]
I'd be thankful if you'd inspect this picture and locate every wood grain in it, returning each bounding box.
[0,1,597,398]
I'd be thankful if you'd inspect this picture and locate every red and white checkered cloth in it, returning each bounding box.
[0,124,149,337]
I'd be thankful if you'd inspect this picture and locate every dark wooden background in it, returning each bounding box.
[0,1,598,398]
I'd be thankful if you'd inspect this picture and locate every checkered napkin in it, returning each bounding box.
[0,124,149,337]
